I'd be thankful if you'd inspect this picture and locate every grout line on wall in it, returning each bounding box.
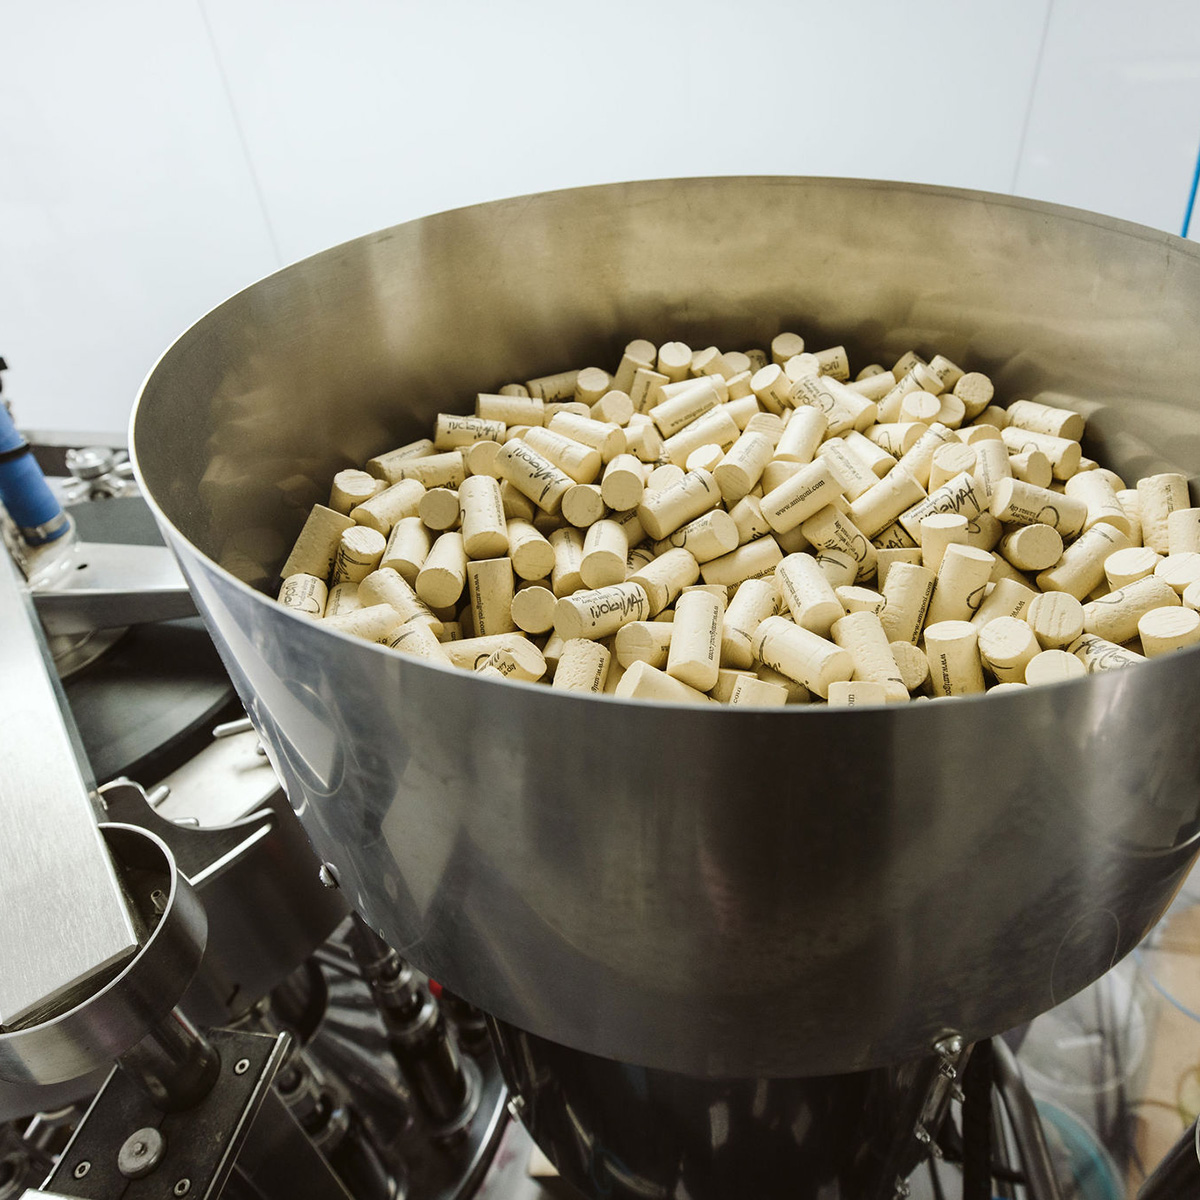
[1010,0,1056,197]
[196,0,286,269]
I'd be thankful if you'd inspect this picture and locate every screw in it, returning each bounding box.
[174,1179,191,1196]
[118,1127,166,1179]
[73,1161,92,1179]
[932,1033,963,1058]
[234,1058,251,1075]
[318,863,340,889]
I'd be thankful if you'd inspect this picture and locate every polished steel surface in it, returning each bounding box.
[132,177,1200,1077]
[0,549,138,1029]
[0,824,206,1086]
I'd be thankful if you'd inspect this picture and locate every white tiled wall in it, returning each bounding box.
[3,0,1199,435]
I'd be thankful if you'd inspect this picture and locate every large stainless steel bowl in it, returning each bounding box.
[132,177,1200,1078]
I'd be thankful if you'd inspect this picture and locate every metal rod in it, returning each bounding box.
[118,1007,220,1112]
[992,1036,1064,1200]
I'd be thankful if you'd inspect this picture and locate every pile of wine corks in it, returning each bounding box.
[274,334,1200,705]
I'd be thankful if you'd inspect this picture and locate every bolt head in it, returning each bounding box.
[933,1033,964,1058]
[174,1179,192,1196]
[234,1057,251,1075]
[73,1161,92,1179]
[118,1127,166,1179]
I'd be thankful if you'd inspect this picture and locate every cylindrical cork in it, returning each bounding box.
[1114,488,1144,545]
[998,523,1063,573]
[895,423,956,488]
[843,430,896,478]
[278,573,328,617]
[866,422,924,458]
[281,505,356,580]
[928,443,978,491]
[898,390,942,424]
[729,496,772,545]
[549,527,585,597]
[615,621,674,669]
[478,393,546,427]
[330,468,383,515]
[386,621,452,665]
[750,364,796,414]
[800,506,877,581]
[657,340,693,381]
[919,513,968,575]
[332,525,388,585]
[580,519,629,588]
[1082,576,1180,644]
[507,519,556,581]
[495,441,574,514]
[880,562,936,644]
[846,369,896,402]
[614,659,712,703]
[978,616,1040,684]
[971,578,1037,627]
[774,407,828,463]
[658,509,740,563]
[416,531,468,608]
[638,469,722,540]
[890,640,929,693]
[815,548,857,589]
[651,378,722,437]
[572,367,611,407]
[467,557,517,636]
[510,583,558,634]
[666,587,726,691]
[952,372,994,419]
[873,521,919,551]
[387,450,467,490]
[1138,606,1200,656]
[359,568,442,633]
[827,681,890,707]
[923,620,986,696]
[720,578,777,668]
[836,585,887,615]
[561,483,607,528]
[1167,507,1200,555]
[629,367,670,414]
[935,393,967,429]
[848,468,927,540]
[459,475,509,558]
[970,439,1012,503]
[628,547,701,615]
[725,675,788,706]
[600,454,645,511]
[754,664,810,703]
[613,343,655,394]
[898,471,988,542]
[551,638,612,693]
[1006,399,1085,441]
[700,536,784,587]
[925,544,994,625]
[663,408,740,467]
[1008,449,1053,489]
[382,517,432,583]
[1024,591,1085,650]
[525,427,603,483]
[549,411,626,460]
[365,438,434,481]
[478,640,547,682]
[350,478,427,536]
[443,633,530,670]
[743,412,784,445]
[591,390,633,426]
[1155,551,1200,595]
[554,582,650,641]
[325,582,361,617]
[714,432,774,502]
[1104,545,1160,590]
[818,439,877,500]
[500,479,536,521]
[959,423,1003,445]
[771,332,805,364]
[776,553,843,636]
[417,487,460,531]
[1000,427,1081,481]
[433,412,507,451]
[830,611,908,701]
[1036,522,1133,599]
[876,547,924,589]
[1070,633,1144,673]
[751,615,854,699]
[1063,471,1131,535]
[1025,648,1087,685]
[323,603,406,644]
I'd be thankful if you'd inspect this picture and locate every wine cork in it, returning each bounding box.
[923,620,986,696]
[971,577,1037,627]
[351,478,427,536]
[366,438,435,481]
[1186,580,1200,611]
[359,567,442,634]
[549,411,626,461]
[813,547,855,589]
[663,408,740,467]
[325,581,361,617]
[800,506,876,582]
[380,517,431,584]
[713,432,774,502]
[817,438,877,501]
[1036,522,1132,599]
[495,441,574,514]
[1081,575,1180,644]
[890,640,929,692]
[899,390,941,424]
[840,430,894,478]
[417,486,459,532]
[657,340,693,381]
[1023,591,1084,650]
[510,583,558,634]
[920,514,968,575]
[1006,399,1084,441]
[727,675,789,706]
[615,621,674,669]
[771,332,805,364]
[760,458,843,534]
[478,640,547,682]
[330,468,383,515]
[927,354,964,390]
[1103,545,1160,590]
[591,390,633,427]
[876,546,924,589]
[580,519,629,588]
[434,413,507,450]
[1138,606,1200,656]
[754,664,810,703]
[794,375,875,435]
[877,373,921,423]
[750,364,796,414]
[872,521,919,551]
[774,407,828,464]
[638,469,722,540]
[938,388,966,427]
[972,405,1010,431]
[1138,473,1192,553]
[847,468,927,540]
[898,472,988,541]
[387,451,466,491]
[1114,488,1144,545]
[968,439,1011,504]
[867,422,924,458]
[548,637,611,692]
[526,371,580,403]
[1063,471,1131,536]
[953,372,994,419]
[613,342,655,393]
[895,423,956,488]
[751,615,854,699]
[760,460,803,495]
[628,548,700,615]
[977,616,1040,684]
[506,519,556,581]
[548,526,585,597]
[845,370,897,402]
[743,412,784,445]
[926,544,994,626]
[547,401,592,421]
[998,523,1063,573]
[477,393,546,427]
[282,505,356,580]
[457,475,508,558]
[615,659,711,703]
[524,427,603,484]
[928,443,977,492]
[1025,648,1087,685]
[665,587,725,691]
[278,573,328,617]
[554,582,650,641]
[416,531,468,608]
[836,585,886,615]
[386,621,452,665]
[498,383,530,397]
[499,479,537,521]
[629,367,670,415]
[560,484,606,528]
[651,378,722,437]
[657,508,740,563]
[692,345,735,380]
[1070,633,1144,673]
[1000,427,1081,480]
[443,633,529,670]
[467,557,516,636]
[332,525,387,585]
[600,454,645,511]
[879,561,936,644]
[827,681,890,707]
[627,417,664,463]
[728,495,772,545]
[1155,552,1200,594]
[645,464,685,494]
[831,611,908,701]
[963,512,1003,553]
[1167,507,1200,555]
[685,444,724,473]
[720,578,777,668]
[323,603,405,644]
[571,367,610,407]
[958,424,1003,445]
[776,553,844,636]
[1008,449,1053,489]
[700,535,783,587]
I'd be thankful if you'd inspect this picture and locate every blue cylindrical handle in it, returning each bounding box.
[0,404,69,544]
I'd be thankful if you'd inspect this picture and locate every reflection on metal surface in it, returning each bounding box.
[132,177,1200,1077]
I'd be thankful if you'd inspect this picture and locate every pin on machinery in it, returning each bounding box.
[2,177,1200,1199]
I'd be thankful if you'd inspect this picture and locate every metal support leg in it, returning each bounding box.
[992,1035,1064,1200]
